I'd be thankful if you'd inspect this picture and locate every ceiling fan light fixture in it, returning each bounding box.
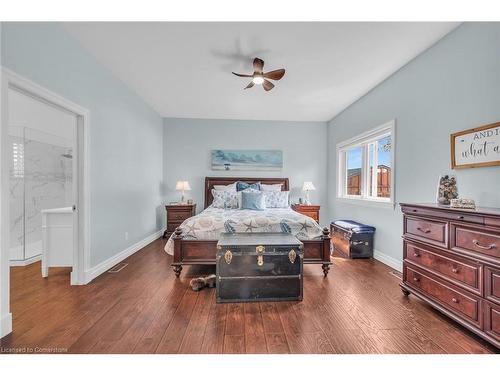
[252,76,264,85]
[233,58,285,91]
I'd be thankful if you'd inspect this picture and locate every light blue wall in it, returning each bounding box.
[327,23,500,265]
[163,118,329,226]
[2,23,164,267]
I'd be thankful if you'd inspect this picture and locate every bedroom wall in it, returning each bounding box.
[327,22,500,269]
[1,22,164,268]
[163,118,329,226]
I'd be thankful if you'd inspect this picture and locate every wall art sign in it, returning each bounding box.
[451,122,500,169]
[211,150,283,171]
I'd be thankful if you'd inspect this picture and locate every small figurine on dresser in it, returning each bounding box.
[436,174,458,205]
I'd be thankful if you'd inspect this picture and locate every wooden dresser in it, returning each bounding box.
[291,204,320,223]
[163,203,196,238]
[400,203,500,349]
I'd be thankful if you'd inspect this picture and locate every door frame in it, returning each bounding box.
[0,68,91,337]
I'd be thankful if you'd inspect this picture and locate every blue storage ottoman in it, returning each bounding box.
[330,220,375,258]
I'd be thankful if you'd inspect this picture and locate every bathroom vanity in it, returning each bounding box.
[41,207,74,278]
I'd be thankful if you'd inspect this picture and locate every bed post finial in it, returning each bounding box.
[174,227,183,237]
[172,227,183,277]
[321,226,331,277]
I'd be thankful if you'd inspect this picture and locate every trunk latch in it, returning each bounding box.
[256,245,265,266]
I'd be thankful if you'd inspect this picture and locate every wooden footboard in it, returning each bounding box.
[171,227,332,277]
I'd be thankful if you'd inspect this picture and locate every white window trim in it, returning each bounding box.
[336,120,396,209]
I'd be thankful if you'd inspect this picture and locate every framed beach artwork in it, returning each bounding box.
[451,122,500,169]
[211,149,283,171]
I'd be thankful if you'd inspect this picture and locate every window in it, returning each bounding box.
[12,142,24,179]
[337,121,395,206]
[345,147,362,196]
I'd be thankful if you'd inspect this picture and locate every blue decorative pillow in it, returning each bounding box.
[241,190,266,210]
[236,181,261,192]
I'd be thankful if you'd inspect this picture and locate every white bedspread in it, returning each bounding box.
[164,206,323,255]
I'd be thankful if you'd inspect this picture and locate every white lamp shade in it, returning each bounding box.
[175,181,191,191]
[302,181,316,191]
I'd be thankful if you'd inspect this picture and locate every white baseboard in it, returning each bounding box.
[373,249,402,272]
[84,230,162,284]
[10,255,42,267]
[1,313,13,338]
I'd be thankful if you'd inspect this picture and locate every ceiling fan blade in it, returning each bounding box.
[232,72,253,78]
[253,58,264,73]
[244,81,255,89]
[263,69,285,80]
[262,79,275,91]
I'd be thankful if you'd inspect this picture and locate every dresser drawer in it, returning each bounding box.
[404,216,448,247]
[303,211,319,222]
[484,301,500,343]
[405,265,482,326]
[405,241,482,295]
[292,205,320,223]
[401,205,484,224]
[168,211,192,221]
[485,266,500,305]
[485,217,500,228]
[451,224,500,264]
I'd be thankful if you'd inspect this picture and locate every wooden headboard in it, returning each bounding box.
[204,177,289,209]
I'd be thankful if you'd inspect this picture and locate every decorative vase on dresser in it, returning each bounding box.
[400,203,500,349]
[291,204,320,223]
[163,203,196,238]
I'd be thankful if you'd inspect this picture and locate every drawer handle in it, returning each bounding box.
[413,252,420,257]
[472,239,496,250]
[451,267,459,274]
[416,227,431,234]
[413,277,420,282]
[352,240,368,246]
[451,297,459,304]
[457,215,464,220]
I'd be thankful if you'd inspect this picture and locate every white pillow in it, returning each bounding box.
[263,190,289,208]
[261,183,283,191]
[213,182,237,191]
[211,189,238,209]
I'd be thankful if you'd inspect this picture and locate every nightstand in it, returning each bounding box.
[163,203,196,238]
[291,204,320,223]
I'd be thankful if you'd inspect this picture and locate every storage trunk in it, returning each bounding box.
[216,233,303,303]
[331,220,375,259]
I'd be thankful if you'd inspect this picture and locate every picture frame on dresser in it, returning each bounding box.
[400,203,500,349]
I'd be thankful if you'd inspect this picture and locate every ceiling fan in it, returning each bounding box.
[232,57,285,91]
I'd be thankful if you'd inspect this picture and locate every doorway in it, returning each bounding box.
[0,68,90,338]
[8,88,76,267]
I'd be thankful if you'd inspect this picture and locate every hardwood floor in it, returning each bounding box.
[1,238,498,354]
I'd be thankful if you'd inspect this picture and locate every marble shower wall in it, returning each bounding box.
[9,130,73,261]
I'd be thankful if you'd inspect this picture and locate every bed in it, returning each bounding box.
[165,177,331,277]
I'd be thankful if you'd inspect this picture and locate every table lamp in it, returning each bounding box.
[302,181,316,205]
[175,180,191,203]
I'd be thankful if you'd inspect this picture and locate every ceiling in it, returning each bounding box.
[63,22,459,122]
